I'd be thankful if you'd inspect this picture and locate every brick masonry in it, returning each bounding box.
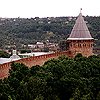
[67,40,94,57]
[0,51,73,79]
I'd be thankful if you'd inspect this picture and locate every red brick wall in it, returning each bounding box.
[0,51,72,79]
[0,62,11,79]
[68,40,94,57]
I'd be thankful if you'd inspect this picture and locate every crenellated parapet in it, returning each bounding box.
[0,62,11,79]
[0,51,72,79]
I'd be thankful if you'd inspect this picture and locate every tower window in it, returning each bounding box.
[78,44,81,47]
[70,44,72,47]
[78,44,80,47]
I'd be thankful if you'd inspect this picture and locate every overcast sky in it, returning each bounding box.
[0,0,100,18]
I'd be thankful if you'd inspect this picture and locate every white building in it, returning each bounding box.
[0,50,21,64]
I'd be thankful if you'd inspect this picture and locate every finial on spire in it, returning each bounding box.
[12,50,17,55]
[80,8,82,13]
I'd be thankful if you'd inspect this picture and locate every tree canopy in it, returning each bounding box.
[0,16,100,49]
[0,54,100,100]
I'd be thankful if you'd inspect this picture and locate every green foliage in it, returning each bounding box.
[43,47,49,52]
[0,50,10,58]
[20,49,31,53]
[1,55,100,99]
[0,16,100,49]
[59,40,68,51]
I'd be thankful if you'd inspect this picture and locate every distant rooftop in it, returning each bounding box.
[67,13,93,40]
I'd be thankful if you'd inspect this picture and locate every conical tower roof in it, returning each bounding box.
[67,13,93,40]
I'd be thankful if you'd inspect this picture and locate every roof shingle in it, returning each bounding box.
[67,13,93,40]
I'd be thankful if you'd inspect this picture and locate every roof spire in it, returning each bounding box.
[80,8,82,13]
[67,11,94,40]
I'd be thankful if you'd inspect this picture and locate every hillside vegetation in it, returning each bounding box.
[0,16,100,48]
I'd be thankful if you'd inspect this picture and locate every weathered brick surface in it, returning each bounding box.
[67,40,94,57]
[0,51,72,79]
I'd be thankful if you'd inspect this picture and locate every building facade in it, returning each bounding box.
[67,12,94,57]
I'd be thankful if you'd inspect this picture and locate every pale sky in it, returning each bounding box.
[0,0,100,18]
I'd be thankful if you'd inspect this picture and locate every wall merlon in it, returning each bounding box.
[0,51,71,79]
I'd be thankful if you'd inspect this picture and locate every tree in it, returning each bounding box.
[0,50,10,58]
[1,54,100,99]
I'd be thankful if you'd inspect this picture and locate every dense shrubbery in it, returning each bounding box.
[0,54,100,100]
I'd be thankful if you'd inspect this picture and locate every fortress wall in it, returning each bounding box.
[0,62,11,79]
[0,51,72,79]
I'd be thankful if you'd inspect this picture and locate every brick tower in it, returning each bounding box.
[67,11,94,57]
